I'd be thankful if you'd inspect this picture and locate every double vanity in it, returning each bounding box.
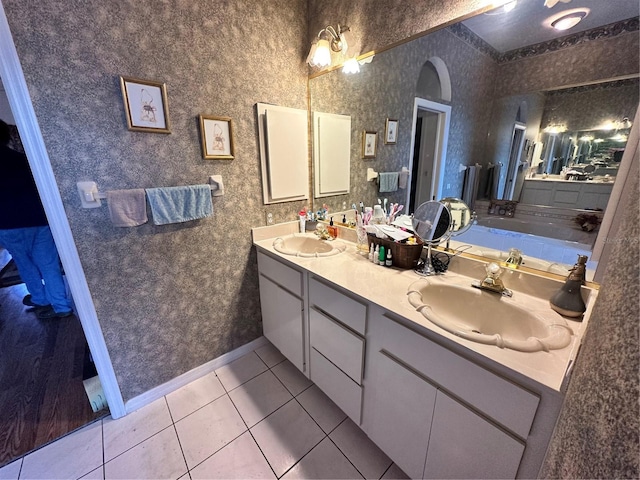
[252,222,597,479]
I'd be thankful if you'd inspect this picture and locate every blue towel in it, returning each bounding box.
[379,172,399,193]
[145,185,213,225]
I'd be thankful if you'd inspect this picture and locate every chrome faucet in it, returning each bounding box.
[472,262,513,297]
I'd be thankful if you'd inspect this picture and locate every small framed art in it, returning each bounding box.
[199,115,235,160]
[362,131,377,159]
[119,76,170,133]
[384,118,398,144]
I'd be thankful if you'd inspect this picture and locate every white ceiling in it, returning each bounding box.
[463,0,640,53]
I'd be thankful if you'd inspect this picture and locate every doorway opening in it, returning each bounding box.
[408,57,452,212]
[0,83,108,468]
[408,98,452,212]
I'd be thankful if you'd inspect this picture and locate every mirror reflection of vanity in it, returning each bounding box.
[308,0,639,280]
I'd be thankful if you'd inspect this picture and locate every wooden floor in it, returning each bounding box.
[0,280,107,468]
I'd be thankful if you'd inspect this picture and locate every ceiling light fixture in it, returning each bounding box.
[503,1,517,13]
[307,24,351,68]
[544,0,572,8]
[550,9,588,31]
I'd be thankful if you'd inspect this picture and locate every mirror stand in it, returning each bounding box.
[415,242,439,276]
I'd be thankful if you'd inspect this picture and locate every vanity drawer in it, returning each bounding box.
[310,308,364,384]
[309,277,367,335]
[257,251,302,297]
[379,313,540,439]
[310,347,362,424]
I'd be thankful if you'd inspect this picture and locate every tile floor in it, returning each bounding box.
[0,342,408,480]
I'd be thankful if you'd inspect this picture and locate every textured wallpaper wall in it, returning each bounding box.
[3,0,309,401]
[540,79,639,132]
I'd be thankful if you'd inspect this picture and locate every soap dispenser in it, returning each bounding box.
[549,255,587,318]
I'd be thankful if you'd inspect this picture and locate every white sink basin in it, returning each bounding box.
[273,234,346,258]
[407,279,572,352]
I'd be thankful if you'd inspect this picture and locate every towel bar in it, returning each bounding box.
[77,179,222,209]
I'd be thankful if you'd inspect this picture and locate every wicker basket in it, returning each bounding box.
[367,233,424,269]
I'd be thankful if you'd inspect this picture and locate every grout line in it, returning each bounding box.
[275,434,328,479]
[323,433,367,480]
[163,396,190,479]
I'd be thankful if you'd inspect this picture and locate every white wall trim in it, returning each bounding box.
[125,336,269,414]
[0,1,126,418]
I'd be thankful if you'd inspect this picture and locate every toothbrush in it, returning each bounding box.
[359,201,364,214]
[383,198,388,216]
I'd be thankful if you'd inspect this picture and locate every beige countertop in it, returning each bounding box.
[252,222,597,393]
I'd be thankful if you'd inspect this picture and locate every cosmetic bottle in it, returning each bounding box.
[368,243,375,262]
[378,246,386,265]
[385,248,393,267]
[373,245,379,264]
[550,255,587,318]
[327,217,338,238]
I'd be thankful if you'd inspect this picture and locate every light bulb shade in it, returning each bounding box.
[310,39,332,67]
[342,57,360,74]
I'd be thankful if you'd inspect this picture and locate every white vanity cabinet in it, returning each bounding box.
[363,306,536,479]
[308,276,367,424]
[257,251,306,373]
[254,242,567,479]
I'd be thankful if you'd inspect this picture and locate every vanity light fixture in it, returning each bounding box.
[307,24,351,68]
[550,9,588,31]
[342,57,360,74]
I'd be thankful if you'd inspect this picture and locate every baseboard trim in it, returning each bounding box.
[124,336,269,415]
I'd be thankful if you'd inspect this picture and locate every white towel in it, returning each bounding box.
[106,189,148,227]
[398,169,409,189]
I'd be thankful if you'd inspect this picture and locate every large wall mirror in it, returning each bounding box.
[308,0,639,279]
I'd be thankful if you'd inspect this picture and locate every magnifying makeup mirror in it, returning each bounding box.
[440,197,475,237]
[411,200,452,276]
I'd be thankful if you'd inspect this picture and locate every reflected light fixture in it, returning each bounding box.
[503,1,517,13]
[550,9,588,30]
[307,24,350,68]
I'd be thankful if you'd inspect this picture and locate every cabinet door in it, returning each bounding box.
[258,274,304,372]
[424,391,525,480]
[367,350,436,480]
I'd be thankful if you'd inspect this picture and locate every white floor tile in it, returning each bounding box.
[281,437,362,480]
[20,420,103,480]
[330,418,392,479]
[175,394,247,469]
[166,371,226,421]
[381,463,410,479]
[215,351,268,391]
[103,396,173,462]
[255,342,286,368]
[0,458,22,480]
[297,384,347,433]
[190,431,276,479]
[104,426,186,480]
[228,371,293,427]
[251,399,325,477]
[79,465,104,479]
[272,359,313,396]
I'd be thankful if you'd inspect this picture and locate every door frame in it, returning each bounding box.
[0,2,125,418]
[407,98,451,208]
[504,122,527,200]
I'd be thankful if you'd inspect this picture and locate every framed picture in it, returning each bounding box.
[362,131,377,159]
[119,76,170,133]
[199,115,235,159]
[384,118,398,144]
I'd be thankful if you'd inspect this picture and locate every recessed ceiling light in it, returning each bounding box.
[548,9,589,31]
